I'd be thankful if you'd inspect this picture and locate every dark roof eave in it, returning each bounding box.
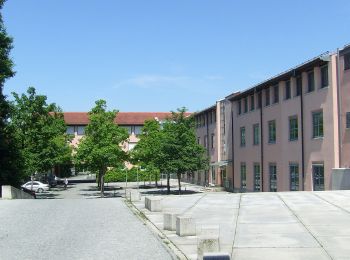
[231,55,329,101]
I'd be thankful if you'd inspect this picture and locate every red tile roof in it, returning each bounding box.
[63,112,192,125]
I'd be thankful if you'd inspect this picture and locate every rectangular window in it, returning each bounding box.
[269,163,277,192]
[209,111,212,124]
[258,92,262,108]
[345,53,350,70]
[244,97,248,113]
[240,127,246,147]
[290,163,299,191]
[253,123,259,145]
[240,163,246,192]
[273,85,279,103]
[67,126,75,135]
[285,81,291,100]
[204,135,208,147]
[134,126,142,136]
[213,111,216,122]
[265,88,270,106]
[238,100,242,115]
[289,116,298,141]
[77,126,85,135]
[197,137,200,144]
[312,111,324,138]
[313,163,324,191]
[254,163,261,192]
[250,95,255,111]
[296,76,302,96]
[307,70,315,92]
[268,120,276,144]
[346,112,350,129]
[321,65,329,88]
[211,134,215,149]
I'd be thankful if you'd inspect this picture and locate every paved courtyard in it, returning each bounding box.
[132,190,350,260]
[0,182,173,260]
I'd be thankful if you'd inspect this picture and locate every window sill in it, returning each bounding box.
[268,141,276,145]
[312,136,324,140]
[289,138,299,142]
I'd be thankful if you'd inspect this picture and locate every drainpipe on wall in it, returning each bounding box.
[336,48,342,167]
[300,72,305,191]
[259,91,264,192]
[231,108,235,191]
[206,112,210,186]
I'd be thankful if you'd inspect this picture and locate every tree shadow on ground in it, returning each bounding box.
[35,192,62,199]
[80,192,122,198]
[140,189,201,195]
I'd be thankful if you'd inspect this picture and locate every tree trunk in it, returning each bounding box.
[100,167,106,198]
[177,173,181,195]
[97,172,101,188]
[167,173,170,195]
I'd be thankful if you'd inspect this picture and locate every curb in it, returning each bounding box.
[124,199,188,260]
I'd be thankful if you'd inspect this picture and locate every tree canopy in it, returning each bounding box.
[10,87,72,178]
[0,0,21,186]
[74,100,129,196]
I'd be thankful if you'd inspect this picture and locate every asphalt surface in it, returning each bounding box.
[0,183,173,260]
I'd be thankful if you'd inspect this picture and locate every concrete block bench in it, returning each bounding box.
[1,185,35,199]
[126,189,141,201]
[202,252,230,260]
[145,196,162,212]
[176,215,196,236]
[163,212,180,231]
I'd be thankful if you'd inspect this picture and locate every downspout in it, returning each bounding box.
[231,108,235,191]
[206,112,210,186]
[300,73,305,191]
[336,48,342,167]
[259,91,264,192]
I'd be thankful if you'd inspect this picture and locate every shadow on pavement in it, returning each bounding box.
[141,189,201,195]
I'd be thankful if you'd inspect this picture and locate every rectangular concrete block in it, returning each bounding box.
[163,212,180,231]
[176,215,196,236]
[126,189,141,201]
[145,196,162,212]
[197,236,220,260]
[332,168,350,190]
[202,252,230,260]
[1,185,34,199]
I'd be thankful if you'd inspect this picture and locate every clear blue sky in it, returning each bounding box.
[3,0,350,112]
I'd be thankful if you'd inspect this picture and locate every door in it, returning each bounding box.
[313,164,324,191]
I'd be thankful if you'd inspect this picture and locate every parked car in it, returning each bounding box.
[21,181,50,193]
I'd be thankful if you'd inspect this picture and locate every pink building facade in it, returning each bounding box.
[191,44,350,192]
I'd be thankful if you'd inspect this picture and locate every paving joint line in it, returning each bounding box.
[180,193,208,215]
[312,192,350,215]
[277,193,334,260]
[230,193,242,257]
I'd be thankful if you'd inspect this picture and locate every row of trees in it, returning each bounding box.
[75,101,208,196]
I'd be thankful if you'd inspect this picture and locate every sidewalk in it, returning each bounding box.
[130,190,350,260]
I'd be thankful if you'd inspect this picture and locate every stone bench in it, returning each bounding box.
[202,252,231,260]
[163,212,180,231]
[176,215,196,236]
[145,196,162,212]
[126,189,141,201]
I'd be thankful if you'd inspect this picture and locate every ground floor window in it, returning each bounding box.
[211,166,216,184]
[254,163,261,192]
[289,163,299,191]
[269,163,277,192]
[241,163,246,192]
[313,163,324,191]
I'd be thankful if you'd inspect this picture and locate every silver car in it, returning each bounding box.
[21,181,50,193]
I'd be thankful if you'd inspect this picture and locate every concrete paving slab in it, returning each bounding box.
[317,236,350,259]
[232,248,330,260]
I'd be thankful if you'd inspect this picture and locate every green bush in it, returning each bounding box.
[105,167,160,183]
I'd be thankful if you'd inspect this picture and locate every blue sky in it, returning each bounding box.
[3,0,350,112]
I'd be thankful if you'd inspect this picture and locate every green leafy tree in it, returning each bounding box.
[74,100,129,197]
[131,119,162,187]
[10,87,72,178]
[160,108,208,194]
[0,0,20,186]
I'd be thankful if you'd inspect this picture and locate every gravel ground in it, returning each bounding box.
[0,188,173,260]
